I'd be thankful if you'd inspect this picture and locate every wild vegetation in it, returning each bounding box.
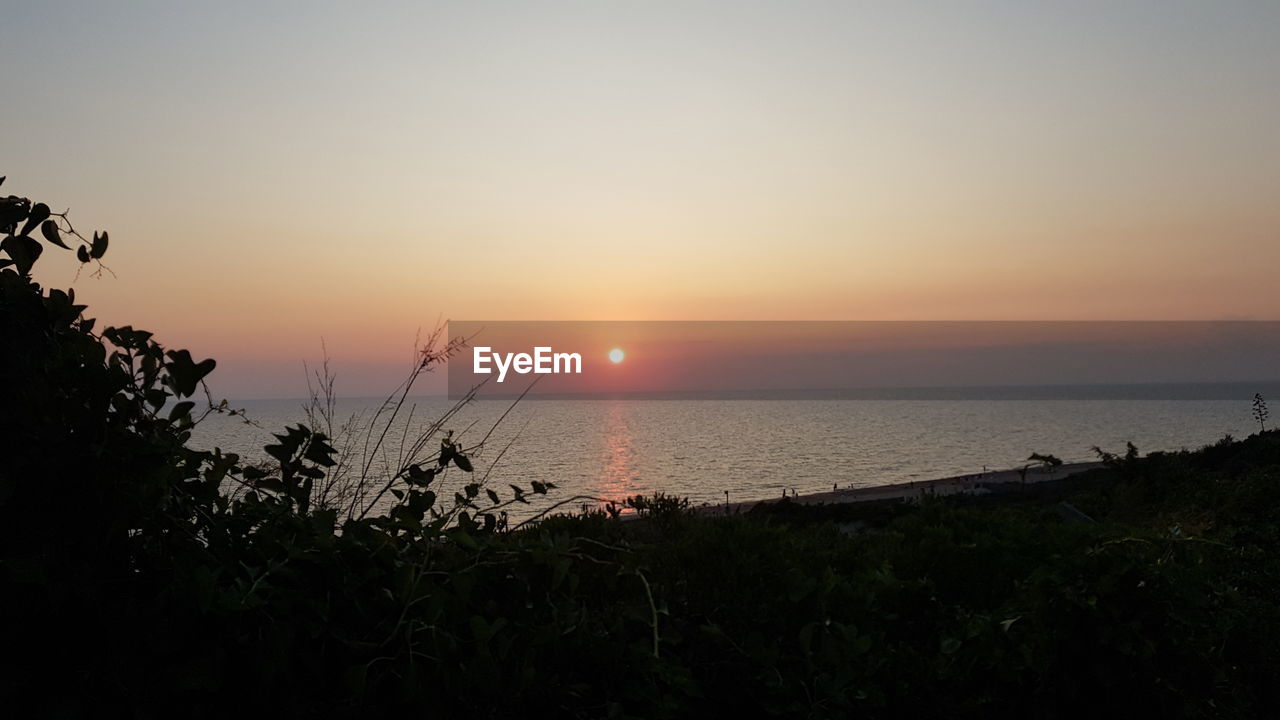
[3,182,1278,718]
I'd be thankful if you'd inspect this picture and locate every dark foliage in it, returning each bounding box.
[3,182,1278,718]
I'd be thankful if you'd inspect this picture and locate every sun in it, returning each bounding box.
[608,348,625,364]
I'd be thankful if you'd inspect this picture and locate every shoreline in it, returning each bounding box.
[704,461,1106,516]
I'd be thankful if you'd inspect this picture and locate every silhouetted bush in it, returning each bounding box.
[3,180,1278,717]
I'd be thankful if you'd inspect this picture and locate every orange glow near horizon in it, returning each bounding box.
[6,3,1280,398]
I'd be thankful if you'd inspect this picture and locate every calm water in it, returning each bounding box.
[191,396,1259,518]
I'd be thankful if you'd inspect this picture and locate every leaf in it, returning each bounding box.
[453,453,473,472]
[20,203,50,236]
[77,245,90,263]
[165,349,216,397]
[798,623,816,654]
[298,465,324,479]
[265,425,310,464]
[700,623,727,638]
[168,401,196,421]
[90,230,109,259]
[40,220,70,249]
[303,435,338,467]
[470,615,490,642]
[486,488,500,505]
[438,442,456,467]
[2,235,42,275]
[852,634,873,655]
[407,464,437,486]
[342,664,367,694]
[452,524,478,548]
[0,197,28,233]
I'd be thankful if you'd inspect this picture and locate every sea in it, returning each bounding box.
[190,386,1271,520]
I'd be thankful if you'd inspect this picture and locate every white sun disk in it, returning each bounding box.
[608,348,625,364]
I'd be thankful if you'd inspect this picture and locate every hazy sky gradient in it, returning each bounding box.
[447,321,1280,397]
[5,1,1279,396]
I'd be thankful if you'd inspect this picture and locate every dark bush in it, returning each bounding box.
[3,180,1278,717]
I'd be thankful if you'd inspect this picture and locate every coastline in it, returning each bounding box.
[705,461,1106,516]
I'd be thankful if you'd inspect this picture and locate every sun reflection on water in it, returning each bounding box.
[599,401,638,501]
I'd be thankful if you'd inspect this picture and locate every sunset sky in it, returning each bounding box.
[447,321,1280,398]
[5,2,1279,397]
